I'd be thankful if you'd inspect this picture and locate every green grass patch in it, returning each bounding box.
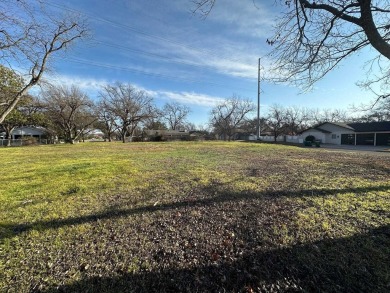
[0,141,389,292]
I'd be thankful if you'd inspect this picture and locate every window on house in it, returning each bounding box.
[331,134,337,139]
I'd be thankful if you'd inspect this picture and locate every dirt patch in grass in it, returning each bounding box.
[0,142,389,292]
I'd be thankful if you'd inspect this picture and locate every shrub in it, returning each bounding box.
[151,135,163,142]
[305,135,315,142]
[22,137,38,146]
[131,136,143,142]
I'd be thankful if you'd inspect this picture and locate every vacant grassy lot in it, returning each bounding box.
[0,141,389,292]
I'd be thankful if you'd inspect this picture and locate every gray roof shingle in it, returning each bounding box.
[347,121,390,132]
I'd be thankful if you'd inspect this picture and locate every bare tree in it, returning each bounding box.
[354,98,390,122]
[162,102,191,130]
[262,105,349,140]
[239,117,267,135]
[0,65,25,146]
[210,95,255,141]
[309,108,349,125]
[182,122,197,132]
[95,100,118,142]
[143,118,167,131]
[42,85,96,144]
[192,0,216,17]
[284,106,311,135]
[193,0,390,101]
[99,83,156,143]
[0,0,87,124]
[265,104,288,142]
[267,0,390,100]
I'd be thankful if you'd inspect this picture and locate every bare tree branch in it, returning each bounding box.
[262,0,390,101]
[41,85,96,144]
[0,1,87,124]
[98,83,156,143]
[210,95,255,141]
[162,102,191,130]
[191,0,216,17]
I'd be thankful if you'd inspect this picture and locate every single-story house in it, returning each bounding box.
[0,126,57,146]
[144,129,190,141]
[301,121,390,146]
[10,126,52,140]
[233,131,257,141]
[1,126,48,139]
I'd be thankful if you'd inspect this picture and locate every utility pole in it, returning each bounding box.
[256,58,261,140]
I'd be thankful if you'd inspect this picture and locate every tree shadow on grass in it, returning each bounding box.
[40,224,390,293]
[1,184,389,241]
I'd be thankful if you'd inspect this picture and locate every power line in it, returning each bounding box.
[65,57,250,91]
[44,1,246,65]
[41,1,255,92]
[91,39,214,72]
[92,39,254,80]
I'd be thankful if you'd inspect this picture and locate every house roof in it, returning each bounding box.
[346,121,390,132]
[327,122,355,130]
[312,122,355,131]
[301,121,390,134]
[144,129,189,136]
[299,127,331,134]
[313,128,331,134]
[300,122,351,134]
[15,126,51,133]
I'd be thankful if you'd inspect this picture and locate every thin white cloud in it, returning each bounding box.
[42,74,109,93]
[41,74,224,107]
[93,1,274,82]
[207,1,277,38]
[134,36,265,81]
[38,1,280,107]
[154,90,224,107]
[70,0,280,88]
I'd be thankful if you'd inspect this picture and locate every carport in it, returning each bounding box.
[376,133,390,146]
[302,121,390,146]
[341,121,390,146]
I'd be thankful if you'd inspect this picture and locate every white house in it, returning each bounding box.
[0,126,56,146]
[10,126,50,140]
[301,121,390,146]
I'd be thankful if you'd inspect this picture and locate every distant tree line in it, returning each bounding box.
[0,67,199,144]
[209,100,390,142]
[1,68,390,145]
[261,105,349,142]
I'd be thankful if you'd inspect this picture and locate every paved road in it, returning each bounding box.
[319,144,390,156]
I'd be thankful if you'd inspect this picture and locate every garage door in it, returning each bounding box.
[376,133,390,146]
[356,133,375,145]
[341,134,355,145]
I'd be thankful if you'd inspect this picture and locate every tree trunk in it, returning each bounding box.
[359,0,390,60]
[6,132,11,147]
[0,86,30,124]
[5,126,15,147]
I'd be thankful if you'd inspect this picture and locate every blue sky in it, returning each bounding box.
[40,0,376,126]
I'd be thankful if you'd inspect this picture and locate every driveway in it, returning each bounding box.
[319,144,390,155]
